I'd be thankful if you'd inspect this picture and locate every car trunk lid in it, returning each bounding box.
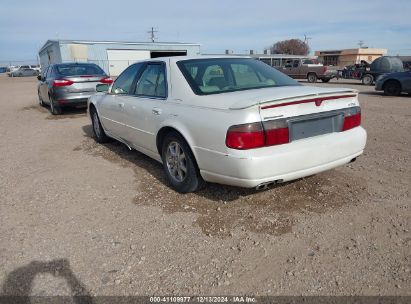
[61,75,108,93]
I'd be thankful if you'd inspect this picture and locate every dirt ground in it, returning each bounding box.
[0,74,410,297]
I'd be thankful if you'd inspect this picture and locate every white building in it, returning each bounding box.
[38,39,201,76]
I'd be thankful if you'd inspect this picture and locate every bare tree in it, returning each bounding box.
[270,39,310,55]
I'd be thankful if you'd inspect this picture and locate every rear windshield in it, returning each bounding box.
[177,58,300,95]
[56,64,105,76]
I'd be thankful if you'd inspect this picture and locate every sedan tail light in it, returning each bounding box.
[342,107,361,131]
[226,122,265,150]
[226,119,289,150]
[263,119,290,146]
[100,77,113,84]
[53,79,73,87]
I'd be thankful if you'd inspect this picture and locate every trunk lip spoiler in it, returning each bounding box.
[260,93,357,110]
[229,89,359,110]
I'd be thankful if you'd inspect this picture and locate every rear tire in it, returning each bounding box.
[362,74,373,85]
[383,80,401,96]
[321,78,330,83]
[307,73,317,83]
[49,98,62,115]
[90,108,110,143]
[161,131,205,193]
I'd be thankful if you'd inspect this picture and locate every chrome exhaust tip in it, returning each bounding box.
[255,179,283,191]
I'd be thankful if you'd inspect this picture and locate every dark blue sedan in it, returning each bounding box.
[375,71,411,96]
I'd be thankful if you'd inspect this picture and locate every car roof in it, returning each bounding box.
[137,55,252,64]
[53,62,99,66]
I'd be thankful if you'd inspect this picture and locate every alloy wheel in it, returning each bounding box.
[165,141,187,182]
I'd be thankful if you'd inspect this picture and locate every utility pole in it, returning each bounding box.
[304,34,312,55]
[147,27,158,43]
[304,34,312,45]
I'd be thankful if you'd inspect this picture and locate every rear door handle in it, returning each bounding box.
[152,108,161,115]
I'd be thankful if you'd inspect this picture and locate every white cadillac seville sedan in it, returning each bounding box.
[88,56,367,193]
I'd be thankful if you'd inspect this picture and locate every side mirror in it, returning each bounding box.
[96,83,109,92]
[37,75,42,81]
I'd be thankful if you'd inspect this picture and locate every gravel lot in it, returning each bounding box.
[0,74,410,297]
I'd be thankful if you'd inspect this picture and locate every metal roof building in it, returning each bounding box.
[38,39,201,76]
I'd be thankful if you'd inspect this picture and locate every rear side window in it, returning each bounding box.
[111,63,142,94]
[134,63,166,98]
[56,64,105,76]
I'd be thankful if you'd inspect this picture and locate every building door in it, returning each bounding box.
[107,49,150,77]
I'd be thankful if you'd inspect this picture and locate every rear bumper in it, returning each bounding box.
[52,91,94,107]
[195,127,367,188]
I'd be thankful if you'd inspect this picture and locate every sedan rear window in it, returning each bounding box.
[56,64,105,76]
[177,58,300,95]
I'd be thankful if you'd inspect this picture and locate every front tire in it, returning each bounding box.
[321,78,330,83]
[383,80,401,96]
[90,108,110,143]
[161,132,205,193]
[307,73,317,83]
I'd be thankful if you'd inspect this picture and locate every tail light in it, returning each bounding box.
[226,120,289,150]
[53,79,73,87]
[263,119,289,146]
[226,122,265,149]
[342,107,361,131]
[100,77,113,84]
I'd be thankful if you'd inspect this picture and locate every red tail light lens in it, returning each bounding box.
[53,79,73,87]
[265,128,289,146]
[100,77,113,84]
[226,120,289,150]
[342,108,361,131]
[226,122,265,149]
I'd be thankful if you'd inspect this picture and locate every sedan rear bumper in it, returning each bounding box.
[52,91,94,107]
[195,127,367,188]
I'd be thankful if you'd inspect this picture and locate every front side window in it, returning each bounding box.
[111,63,142,94]
[134,64,166,98]
[177,58,299,95]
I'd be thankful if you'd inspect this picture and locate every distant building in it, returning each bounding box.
[38,39,201,76]
[314,48,387,67]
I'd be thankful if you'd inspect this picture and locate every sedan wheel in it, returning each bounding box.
[38,91,45,107]
[166,141,187,183]
[161,132,205,193]
[91,109,110,143]
[49,98,62,115]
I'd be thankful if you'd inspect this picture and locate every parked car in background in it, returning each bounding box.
[0,67,7,73]
[279,58,336,83]
[9,67,39,77]
[37,62,112,115]
[375,71,411,96]
[361,56,404,85]
[88,56,366,193]
[7,65,40,76]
